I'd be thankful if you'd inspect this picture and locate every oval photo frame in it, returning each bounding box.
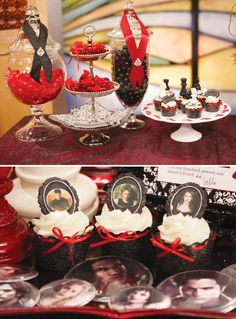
[166,182,208,218]
[38,177,79,215]
[106,173,146,214]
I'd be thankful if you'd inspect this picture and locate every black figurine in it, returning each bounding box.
[180,78,189,98]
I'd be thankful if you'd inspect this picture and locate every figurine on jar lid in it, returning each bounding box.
[109,1,152,129]
[6,7,66,142]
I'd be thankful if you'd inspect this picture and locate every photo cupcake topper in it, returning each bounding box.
[205,89,220,98]
[38,177,79,215]
[162,95,175,104]
[166,182,208,218]
[106,173,146,214]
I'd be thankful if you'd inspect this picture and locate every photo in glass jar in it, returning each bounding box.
[0,282,39,308]
[38,177,79,215]
[107,174,146,214]
[166,183,208,218]
[157,270,236,312]
[39,279,95,307]
[109,286,171,312]
[65,256,153,303]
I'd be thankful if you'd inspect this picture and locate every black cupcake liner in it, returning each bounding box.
[152,231,215,275]
[154,100,161,111]
[99,231,153,263]
[186,109,202,118]
[32,233,91,271]
[205,102,220,112]
[161,109,176,117]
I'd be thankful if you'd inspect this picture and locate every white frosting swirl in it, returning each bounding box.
[162,101,177,109]
[205,96,219,103]
[178,98,189,105]
[95,204,153,234]
[185,102,202,110]
[33,210,90,237]
[158,213,210,246]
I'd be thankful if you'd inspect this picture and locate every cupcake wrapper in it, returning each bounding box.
[154,100,161,111]
[161,109,176,117]
[186,109,202,118]
[100,233,153,263]
[205,102,220,112]
[33,234,90,271]
[152,232,215,275]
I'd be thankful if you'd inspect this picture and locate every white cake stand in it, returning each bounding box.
[142,102,231,142]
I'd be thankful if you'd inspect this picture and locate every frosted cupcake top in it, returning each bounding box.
[96,204,152,234]
[161,100,177,109]
[205,96,219,103]
[158,213,210,246]
[33,210,90,237]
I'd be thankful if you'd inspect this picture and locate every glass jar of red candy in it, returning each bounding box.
[5,6,66,142]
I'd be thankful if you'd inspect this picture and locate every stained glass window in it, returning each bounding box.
[63,0,236,112]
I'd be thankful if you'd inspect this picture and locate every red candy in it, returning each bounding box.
[7,69,64,105]
[70,41,107,55]
[65,70,114,92]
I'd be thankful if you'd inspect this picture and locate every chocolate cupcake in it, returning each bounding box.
[31,210,93,271]
[31,177,93,271]
[185,88,203,118]
[151,213,214,275]
[153,84,166,111]
[205,89,221,112]
[161,96,177,117]
[185,103,203,119]
[94,204,153,263]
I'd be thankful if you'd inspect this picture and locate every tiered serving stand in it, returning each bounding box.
[142,101,231,142]
[51,25,131,146]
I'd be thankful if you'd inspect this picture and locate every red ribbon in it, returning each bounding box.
[41,227,92,266]
[120,9,149,89]
[150,234,209,263]
[90,226,149,248]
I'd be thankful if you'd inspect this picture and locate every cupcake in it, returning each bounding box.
[94,204,153,263]
[151,213,214,274]
[185,88,203,118]
[205,89,221,112]
[194,78,206,106]
[153,84,166,111]
[31,177,93,271]
[31,210,93,271]
[161,96,177,117]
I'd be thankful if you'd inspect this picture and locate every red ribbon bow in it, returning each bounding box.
[120,9,149,89]
[41,227,92,266]
[150,236,194,262]
[90,226,149,248]
[150,234,209,263]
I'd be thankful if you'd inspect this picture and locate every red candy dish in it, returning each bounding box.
[0,168,32,264]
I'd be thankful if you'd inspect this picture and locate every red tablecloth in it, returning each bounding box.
[0,116,236,165]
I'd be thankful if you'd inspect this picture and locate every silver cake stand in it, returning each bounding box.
[142,101,231,142]
[53,25,130,146]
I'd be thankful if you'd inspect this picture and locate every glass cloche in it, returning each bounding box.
[6,7,66,142]
[108,1,152,130]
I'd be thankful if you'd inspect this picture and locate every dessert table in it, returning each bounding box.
[0,115,236,165]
